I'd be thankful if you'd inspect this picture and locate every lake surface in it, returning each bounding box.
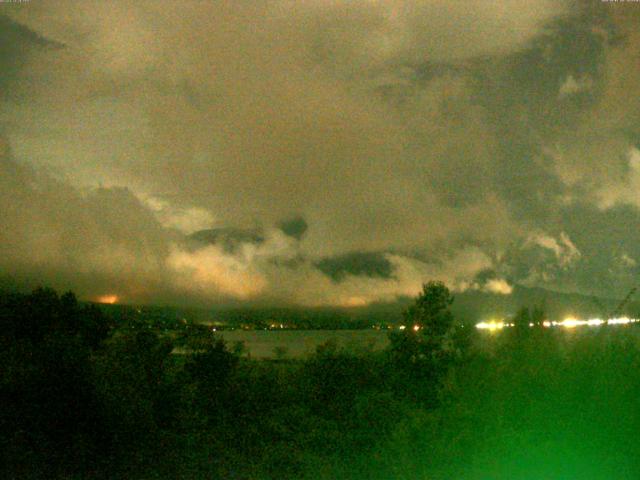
[214,320,640,358]
[216,329,391,358]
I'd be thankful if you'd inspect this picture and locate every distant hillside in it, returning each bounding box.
[94,284,640,329]
[4,278,638,328]
[450,285,637,323]
[333,284,638,326]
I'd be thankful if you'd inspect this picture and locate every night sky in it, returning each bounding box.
[1,1,639,307]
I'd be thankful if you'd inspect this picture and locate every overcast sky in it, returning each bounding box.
[1,1,639,307]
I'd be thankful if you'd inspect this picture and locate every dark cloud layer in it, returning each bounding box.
[1,1,639,306]
[189,228,266,254]
[0,15,61,93]
[316,252,395,282]
[278,216,308,241]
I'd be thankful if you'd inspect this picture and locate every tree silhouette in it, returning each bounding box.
[513,306,531,331]
[0,288,112,478]
[403,281,455,337]
[388,281,458,403]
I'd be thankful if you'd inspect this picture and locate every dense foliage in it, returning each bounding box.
[3,286,640,479]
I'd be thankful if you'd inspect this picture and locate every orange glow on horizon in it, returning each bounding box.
[344,296,368,307]
[96,294,118,304]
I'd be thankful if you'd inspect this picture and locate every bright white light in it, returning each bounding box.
[413,325,420,332]
[476,316,639,331]
[399,325,406,331]
[476,321,505,331]
[559,318,584,328]
[609,317,632,325]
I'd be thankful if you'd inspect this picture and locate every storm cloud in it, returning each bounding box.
[1,1,639,306]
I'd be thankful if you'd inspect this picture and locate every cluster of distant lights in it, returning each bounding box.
[398,325,422,332]
[91,293,639,333]
[476,317,640,331]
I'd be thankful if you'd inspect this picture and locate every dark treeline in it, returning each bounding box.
[0,282,465,479]
[4,284,640,479]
